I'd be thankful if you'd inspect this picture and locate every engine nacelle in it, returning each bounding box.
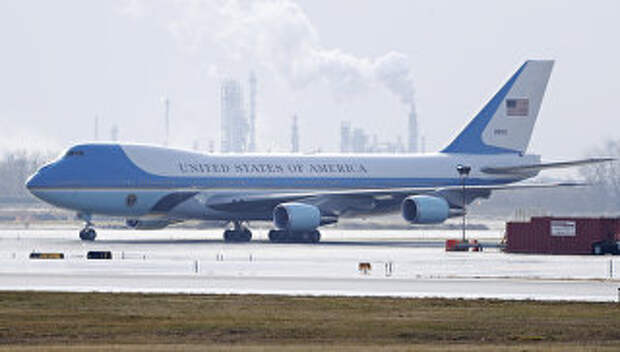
[126,219,171,230]
[401,195,450,224]
[273,203,321,231]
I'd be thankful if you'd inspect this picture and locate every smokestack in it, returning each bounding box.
[110,125,119,141]
[94,115,99,141]
[352,128,368,153]
[248,71,257,152]
[340,121,351,153]
[408,104,418,153]
[161,97,170,146]
[220,79,248,153]
[291,114,299,153]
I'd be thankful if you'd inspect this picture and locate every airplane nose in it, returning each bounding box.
[25,172,40,191]
[25,169,51,203]
[26,162,54,192]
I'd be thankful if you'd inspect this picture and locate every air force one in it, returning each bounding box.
[26,60,611,242]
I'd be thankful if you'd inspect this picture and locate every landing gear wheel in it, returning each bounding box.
[268,230,285,243]
[79,228,97,241]
[269,230,321,243]
[244,229,252,241]
[299,230,321,243]
[309,230,321,243]
[223,226,252,243]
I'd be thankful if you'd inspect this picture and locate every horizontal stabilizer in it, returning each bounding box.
[481,158,614,175]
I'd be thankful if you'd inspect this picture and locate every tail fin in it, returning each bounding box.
[442,60,554,154]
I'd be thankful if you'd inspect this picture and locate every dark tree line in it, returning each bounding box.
[473,140,620,217]
[579,140,620,210]
[0,151,56,201]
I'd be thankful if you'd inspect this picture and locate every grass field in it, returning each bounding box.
[0,291,618,351]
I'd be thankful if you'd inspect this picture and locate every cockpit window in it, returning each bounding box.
[66,150,84,157]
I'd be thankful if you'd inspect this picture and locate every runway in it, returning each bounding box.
[0,227,618,301]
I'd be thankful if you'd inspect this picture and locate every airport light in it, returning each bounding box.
[456,164,471,241]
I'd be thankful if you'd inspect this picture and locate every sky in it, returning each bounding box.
[1,0,619,160]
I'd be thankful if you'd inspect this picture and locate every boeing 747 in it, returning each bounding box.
[26,60,611,242]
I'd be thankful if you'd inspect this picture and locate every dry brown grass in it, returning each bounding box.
[0,292,618,350]
[1,344,620,352]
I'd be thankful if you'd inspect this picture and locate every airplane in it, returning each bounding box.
[25,60,611,242]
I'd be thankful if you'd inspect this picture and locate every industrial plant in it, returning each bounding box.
[218,72,418,154]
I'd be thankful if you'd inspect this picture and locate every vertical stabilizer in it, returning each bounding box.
[442,60,554,154]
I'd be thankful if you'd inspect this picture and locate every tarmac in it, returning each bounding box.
[0,226,618,301]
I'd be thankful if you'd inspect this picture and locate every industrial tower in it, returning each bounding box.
[291,115,299,153]
[340,121,351,153]
[248,72,257,152]
[162,97,170,146]
[220,79,248,153]
[408,104,418,153]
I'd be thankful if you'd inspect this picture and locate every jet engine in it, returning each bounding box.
[401,195,450,224]
[273,203,321,231]
[125,219,171,230]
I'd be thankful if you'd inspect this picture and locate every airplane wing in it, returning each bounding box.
[480,158,614,175]
[205,182,586,212]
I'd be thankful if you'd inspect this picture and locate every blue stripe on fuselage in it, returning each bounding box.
[29,177,518,190]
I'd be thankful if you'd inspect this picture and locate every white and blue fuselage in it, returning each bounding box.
[26,143,538,220]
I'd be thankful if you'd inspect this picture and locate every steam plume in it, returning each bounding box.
[123,0,416,104]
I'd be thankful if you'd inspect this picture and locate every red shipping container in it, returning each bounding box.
[506,217,619,255]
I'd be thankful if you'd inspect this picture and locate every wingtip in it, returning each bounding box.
[586,157,616,163]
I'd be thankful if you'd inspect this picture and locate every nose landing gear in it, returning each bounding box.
[79,227,97,241]
[77,213,97,241]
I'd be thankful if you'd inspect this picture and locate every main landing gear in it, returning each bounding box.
[77,213,97,241]
[223,221,252,242]
[268,229,321,243]
[221,222,321,244]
